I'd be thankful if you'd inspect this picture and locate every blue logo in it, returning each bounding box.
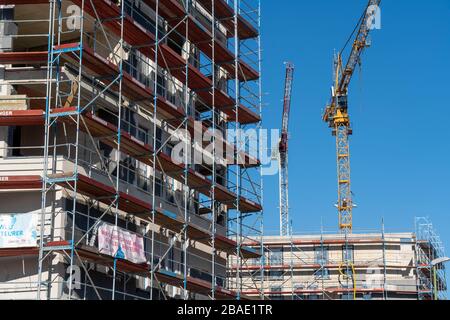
[115,245,125,260]
[9,215,17,230]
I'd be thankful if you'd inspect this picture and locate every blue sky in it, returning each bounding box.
[260,0,450,254]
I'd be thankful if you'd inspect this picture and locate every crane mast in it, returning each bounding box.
[279,63,295,237]
[322,0,381,232]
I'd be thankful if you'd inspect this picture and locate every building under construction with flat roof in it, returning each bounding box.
[0,0,264,300]
[232,218,447,300]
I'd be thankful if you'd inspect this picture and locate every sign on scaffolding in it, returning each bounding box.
[0,213,38,248]
[98,223,147,264]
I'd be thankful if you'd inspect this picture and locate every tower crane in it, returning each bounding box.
[322,0,381,232]
[279,62,295,237]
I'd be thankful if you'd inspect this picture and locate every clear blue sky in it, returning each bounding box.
[260,0,450,253]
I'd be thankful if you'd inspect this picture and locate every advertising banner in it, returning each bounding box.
[0,213,38,248]
[98,223,147,264]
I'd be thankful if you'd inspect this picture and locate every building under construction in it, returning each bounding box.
[0,0,264,300]
[0,1,448,302]
[233,218,447,300]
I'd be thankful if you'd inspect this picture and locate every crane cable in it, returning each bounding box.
[338,262,357,300]
[340,10,365,55]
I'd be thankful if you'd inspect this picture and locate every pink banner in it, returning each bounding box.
[98,223,146,264]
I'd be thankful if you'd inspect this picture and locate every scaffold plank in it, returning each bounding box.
[0,51,48,65]
[0,247,39,258]
[0,175,42,189]
[0,110,44,126]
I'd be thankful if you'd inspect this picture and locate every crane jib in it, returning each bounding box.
[338,0,381,95]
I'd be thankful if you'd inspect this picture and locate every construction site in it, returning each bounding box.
[233,218,447,300]
[0,0,448,301]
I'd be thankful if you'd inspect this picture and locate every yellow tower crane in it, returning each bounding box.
[323,0,381,232]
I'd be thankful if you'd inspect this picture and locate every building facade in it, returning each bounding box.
[0,0,263,300]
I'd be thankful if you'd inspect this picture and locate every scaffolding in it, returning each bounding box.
[235,219,447,300]
[0,0,263,300]
[415,217,447,300]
